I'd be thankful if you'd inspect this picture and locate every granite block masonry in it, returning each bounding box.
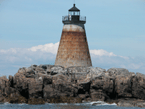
[55,4,92,68]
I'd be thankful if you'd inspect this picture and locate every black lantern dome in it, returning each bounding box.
[62,4,86,24]
[69,4,80,12]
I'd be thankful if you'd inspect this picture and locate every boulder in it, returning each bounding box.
[43,76,52,86]
[86,67,106,80]
[25,68,36,78]
[13,72,29,94]
[0,76,10,97]
[117,99,145,107]
[90,75,114,99]
[52,74,77,97]
[115,75,133,98]
[35,67,46,75]
[50,66,65,75]
[28,78,43,98]
[107,68,131,77]
[17,67,26,74]
[67,66,89,73]
[132,73,145,99]
[106,68,135,99]
[86,67,113,101]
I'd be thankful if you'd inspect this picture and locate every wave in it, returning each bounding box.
[4,102,10,105]
[84,101,117,106]
[18,103,28,105]
[45,101,117,106]
[2,101,117,106]
[45,103,68,105]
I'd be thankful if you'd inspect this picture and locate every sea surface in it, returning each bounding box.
[0,101,144,109]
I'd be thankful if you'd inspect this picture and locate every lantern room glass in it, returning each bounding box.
[69,11,80,16]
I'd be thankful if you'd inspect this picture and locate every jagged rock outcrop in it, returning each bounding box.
[117,99,145,107]
[0,65,145,107]
[132,73,145,99]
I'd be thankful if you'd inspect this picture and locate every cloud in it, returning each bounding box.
[0,42,145,76]
[91,54,145,72]
[0,44,58,66]
[90,49,116,57]
[28,42,59,54]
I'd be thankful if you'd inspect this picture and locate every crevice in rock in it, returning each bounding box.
[130,76,134,96]
[19,89,29,99]
[9,79,14,88]
[78,89,86,94]
[109,79,117,100]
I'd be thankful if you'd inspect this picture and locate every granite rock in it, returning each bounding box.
[0,65,145,107]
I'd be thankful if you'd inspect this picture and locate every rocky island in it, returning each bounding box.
[0,65,145,107]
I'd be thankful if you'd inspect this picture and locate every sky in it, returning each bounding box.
[0,0,145,76]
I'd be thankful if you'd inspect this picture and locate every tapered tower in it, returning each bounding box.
[55,4,92,68]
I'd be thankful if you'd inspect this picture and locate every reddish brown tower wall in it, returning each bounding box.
[55,24,92,68]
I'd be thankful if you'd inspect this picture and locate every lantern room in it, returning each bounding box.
[68,4,80,16]
[62,4,86,24]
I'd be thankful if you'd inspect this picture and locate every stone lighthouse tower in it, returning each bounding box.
[55,4,92,68]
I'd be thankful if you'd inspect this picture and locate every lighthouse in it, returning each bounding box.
[55,4,92,68]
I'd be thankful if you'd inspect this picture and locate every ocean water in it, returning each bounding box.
[0,101,143,109]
